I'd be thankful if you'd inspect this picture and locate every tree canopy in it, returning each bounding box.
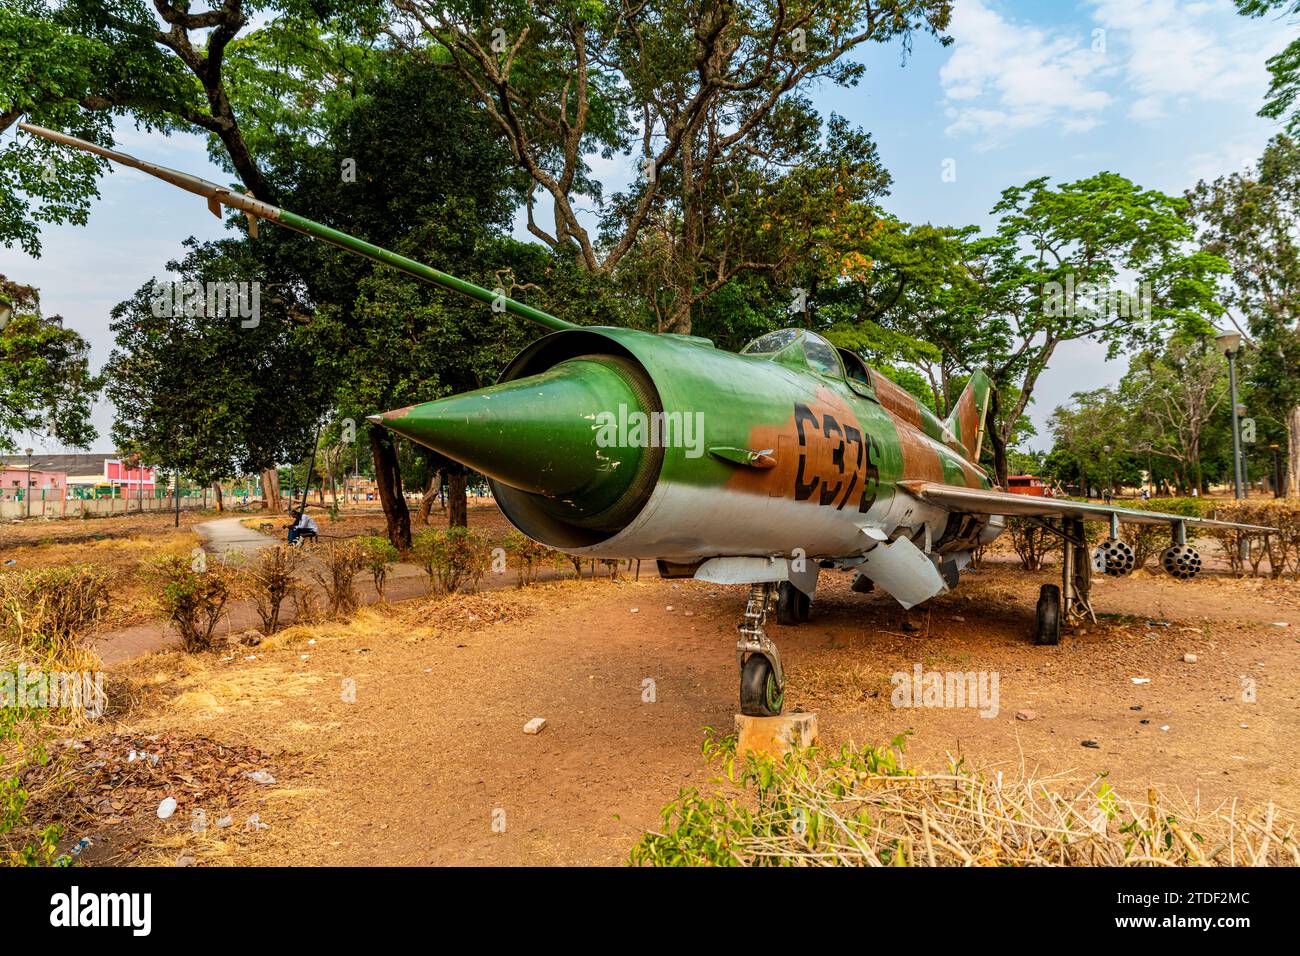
[0,274,101,452]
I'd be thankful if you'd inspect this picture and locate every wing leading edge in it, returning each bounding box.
[899,481,1275,533]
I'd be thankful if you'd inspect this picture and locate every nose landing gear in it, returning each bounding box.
[737,582,785,716]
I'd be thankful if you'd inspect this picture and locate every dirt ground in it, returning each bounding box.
[22,538,1300,866]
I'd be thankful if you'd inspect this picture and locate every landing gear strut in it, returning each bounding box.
[737,582,785,716]
[1029,516,1094,645]
[1060,517,1095,627]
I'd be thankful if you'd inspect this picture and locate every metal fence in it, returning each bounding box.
[0,491,259,520]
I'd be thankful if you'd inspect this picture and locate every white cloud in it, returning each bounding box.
[940,0,1112,143]
[1088,0,1288,121]
[940,0,1288,147]
[1183,139,1271,185]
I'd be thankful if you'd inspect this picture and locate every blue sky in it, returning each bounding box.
[0,0,1291,454]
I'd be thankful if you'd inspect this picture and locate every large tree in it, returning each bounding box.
[387,0,952,334]
[1046,388,1141,498]
[816,218,985,415]
[947,174,1223,486]
[1120,335,1230,495]
[234,51,541,546]
[104,238,328,500]
[1236,1,1300,134]
[1189,135,1300,495]
[0,274,102,451]
[0,0,319,253]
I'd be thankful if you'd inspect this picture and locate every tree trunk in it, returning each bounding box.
[418,472,438,525]
[984,393,1009,488]
[261,468,282,513]
[447,469,468,528]
[212,481,224,512]
[661,292,692,335]
[1285,403,1300,498]
[370,427,412,550]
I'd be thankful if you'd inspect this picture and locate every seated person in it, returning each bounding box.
[287,509,318,545]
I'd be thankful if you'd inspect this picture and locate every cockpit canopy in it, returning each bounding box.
[740,328,874,394]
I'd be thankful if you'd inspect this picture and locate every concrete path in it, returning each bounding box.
[195,516,277,557]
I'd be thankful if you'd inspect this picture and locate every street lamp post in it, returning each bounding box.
[24,447,32,518]
[1271,444,1283,499]
[1215,332,1246,500]
[1102,444,1112,501]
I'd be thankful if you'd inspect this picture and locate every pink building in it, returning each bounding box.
[0,465,67,501]
[105,458,157,494]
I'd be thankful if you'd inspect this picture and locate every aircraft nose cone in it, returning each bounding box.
[374,357,650,515]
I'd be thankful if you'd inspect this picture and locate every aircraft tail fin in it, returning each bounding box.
[944,370,992,463]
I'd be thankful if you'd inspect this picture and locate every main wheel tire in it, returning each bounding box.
[740,655,784,716]
[776,582,811,625]
[1035,583,1061,646]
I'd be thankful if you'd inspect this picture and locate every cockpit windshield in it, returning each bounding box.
[741,328,845,380]
[740,328,802,355]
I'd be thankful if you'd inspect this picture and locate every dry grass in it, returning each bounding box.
[765,766,1297,866]
[636,740,1300,866]
[787,659,892,705]
[390,591,534,631]
[109,586,547,725]
[0,509,216,550]
[2,533,201,631]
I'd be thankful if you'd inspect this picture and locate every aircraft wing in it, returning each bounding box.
[899,481,1275,533]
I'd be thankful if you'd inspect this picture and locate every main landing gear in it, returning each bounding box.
[775,580,811,625]
[1033,516,1094,646]
[737,583,785,716]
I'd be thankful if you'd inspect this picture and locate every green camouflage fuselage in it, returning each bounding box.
[377,325,996,567]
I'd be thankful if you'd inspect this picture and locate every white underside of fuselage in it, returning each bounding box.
[562,479,942,560]
[557,480,1004,609]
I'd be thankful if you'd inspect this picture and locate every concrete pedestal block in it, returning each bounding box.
[734,712,819,757]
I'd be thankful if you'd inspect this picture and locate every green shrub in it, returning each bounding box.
[148,554,234,652]
[1115,498,1207,570]
[1005,518,1061,570]
[504,531,552,587]
[1201,500,1299,578]
[412,527,491,594]
[356,536,400,601]
[631,731,912,867]
[631,729,1296,866]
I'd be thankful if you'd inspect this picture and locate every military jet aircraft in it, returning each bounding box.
[23,123,1274,717]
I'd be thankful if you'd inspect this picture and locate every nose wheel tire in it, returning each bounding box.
[1035,583,1061,646]
[775,581,811,625]
[740,654,784,717]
